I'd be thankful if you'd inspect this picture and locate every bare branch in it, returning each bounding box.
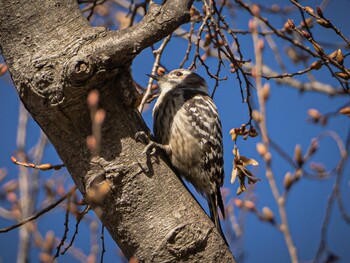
[0,187,77,233]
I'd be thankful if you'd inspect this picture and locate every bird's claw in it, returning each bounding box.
[135,131,158,156]
[135,131,150,145]
[141,141,158,155]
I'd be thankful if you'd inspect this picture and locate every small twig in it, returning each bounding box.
[290,0,350,46]
[54,195,72,258]
[11,156,65,171]
[179,21,194,68]
[252,15,298,263]
[138,34,172,113]
[100,225,106,263]
[0,187,77,233]
[62,205,90,255]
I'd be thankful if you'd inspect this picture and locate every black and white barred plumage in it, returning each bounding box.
[149,69,227,243]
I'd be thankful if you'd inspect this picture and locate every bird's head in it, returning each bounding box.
[147,69,208,94]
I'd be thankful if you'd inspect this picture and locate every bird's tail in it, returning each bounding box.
[208,190,229,246]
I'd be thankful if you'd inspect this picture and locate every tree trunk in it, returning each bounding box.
[0,0,236,261]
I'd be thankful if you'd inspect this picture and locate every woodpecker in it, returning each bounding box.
[147,69,227,244]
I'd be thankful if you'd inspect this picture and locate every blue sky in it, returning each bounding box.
[1,0,350,262]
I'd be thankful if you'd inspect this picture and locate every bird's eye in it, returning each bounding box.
[175,72,183,77]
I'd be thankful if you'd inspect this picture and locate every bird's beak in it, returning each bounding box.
[146,74,166,82]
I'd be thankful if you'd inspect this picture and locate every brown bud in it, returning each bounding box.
[339,106,350,117]
[295,168,303,179]
[249,127,259,137]
[3,180,18,192]
[230,128,238,141]
[300,18,314,28]
[258,38,265,51]
[157,67,165,75]
[317,18,331,28]
[248,19,256,31]
[252,110,261,122]
[271,5,279,13]
[264,152,272,163]
[335,72,350,80]
[302,30,310,39]
[234,198,243,208]
[308,108,322,121]
[87,90,99,108]
[309,139,319,155]
[202,5,207,16]
[287,19,295,29]
[328,49,338,59]
[37,163,54,171]
[262,83,270,101]
[44,231,55,251]
[86,135,97,152]
[312,42,324,55]
[294,144,303,166]
[129,257,139,263]
[251,4,260,16]
[283,172,294,190]
[94,109,106,125]
[309,162,326,173]
[310,60,322,70]
[316,6,324,17]
[256,143,267,156]
[203,34,212,47]
[245,200,256,211]
[262,207,274,222]
[0,64,7,76]
[39,253,52,263]
[7,192,17,203]
[304,6,314,15]
[190,6,200,18]
[336,49,344,65]
[283,21,293,33]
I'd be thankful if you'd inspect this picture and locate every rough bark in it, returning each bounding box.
[0,0,236,261]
